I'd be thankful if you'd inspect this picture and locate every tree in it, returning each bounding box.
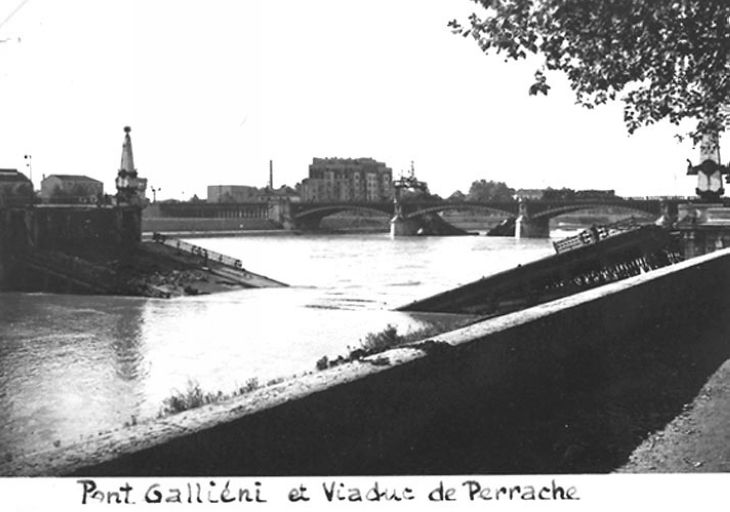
[448,190,467,202]
[399,188,442,203]
[467,179,515,201]
[542,187,575,200]
[449,1,730,144]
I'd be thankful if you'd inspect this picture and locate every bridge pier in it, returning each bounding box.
[515,201,550,238]
[515,216,550,238]
[268,199,293,229]
[292,216,322,231]
[390,216,421,237]
[655,200,679,228]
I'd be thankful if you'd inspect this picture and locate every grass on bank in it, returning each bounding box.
[315,319,470,371]
[155,319,471,420]
[159,377,262,417]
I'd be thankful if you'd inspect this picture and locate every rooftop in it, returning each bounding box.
[0,169,31,183]
[43,174,103,184]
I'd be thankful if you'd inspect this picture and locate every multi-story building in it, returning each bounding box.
[514,188,545,201]
[300,157,393,202]
[40,174,104,204]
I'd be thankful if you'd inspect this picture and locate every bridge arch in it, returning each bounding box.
[292,204,392,221]
[531,203,659,220]
[403,202,517,219]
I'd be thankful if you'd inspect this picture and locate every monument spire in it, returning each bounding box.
[115,126,147,205]
[119,126,137,177]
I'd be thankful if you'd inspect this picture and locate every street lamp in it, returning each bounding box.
[23,154,32,183]
[150,186,161,203]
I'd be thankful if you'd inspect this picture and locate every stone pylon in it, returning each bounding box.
[115,126,147,205]
[119,126,137,179]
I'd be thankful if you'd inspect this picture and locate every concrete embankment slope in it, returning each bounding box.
[7,248,730,476]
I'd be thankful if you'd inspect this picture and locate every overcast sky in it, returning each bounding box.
[0,0,720,200]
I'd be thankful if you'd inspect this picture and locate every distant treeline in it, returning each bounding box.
[541,188,617,201]
[446,182,618,203]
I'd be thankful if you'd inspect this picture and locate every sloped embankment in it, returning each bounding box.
[10,238,286,297]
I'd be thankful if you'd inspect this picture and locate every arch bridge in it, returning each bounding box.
[289,198,680,236]
[157,198,682,237]
[511,199,678,237]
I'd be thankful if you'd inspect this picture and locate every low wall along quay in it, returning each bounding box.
[4,248,730,476]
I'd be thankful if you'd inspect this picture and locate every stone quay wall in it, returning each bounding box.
[0,205,142,290]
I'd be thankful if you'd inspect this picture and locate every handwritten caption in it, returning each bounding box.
[77,478,579,505]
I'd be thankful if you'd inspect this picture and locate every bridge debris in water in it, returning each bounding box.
[397,220,683,316]
[552,219,643,254]
[11,233,286,298]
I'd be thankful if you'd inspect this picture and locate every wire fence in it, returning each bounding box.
[152,232,245,270]
[553,218,643,254]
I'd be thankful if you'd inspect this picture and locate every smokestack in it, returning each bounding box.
[269,160,273,190]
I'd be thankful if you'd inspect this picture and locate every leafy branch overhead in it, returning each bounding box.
[449,0,730,142]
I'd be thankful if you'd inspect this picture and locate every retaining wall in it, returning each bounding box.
[0,225,5,287]
[7,249,730,476]
[142,217,282,233]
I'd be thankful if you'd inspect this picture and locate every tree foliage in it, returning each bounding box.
[447,190,467,202]
[449,0,730,143]
[541,187,617,200]
[400,188,443,202]
[467,179,515,201]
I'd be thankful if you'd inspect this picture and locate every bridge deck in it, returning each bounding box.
[398,226,680,315]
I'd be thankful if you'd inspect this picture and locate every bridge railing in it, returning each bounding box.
[553,218,642,254]
[623,196,694,201]
[152,232,245,270]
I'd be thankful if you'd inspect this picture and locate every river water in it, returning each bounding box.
[0,233,561,460]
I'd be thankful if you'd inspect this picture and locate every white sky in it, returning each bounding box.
[0,0,721,200]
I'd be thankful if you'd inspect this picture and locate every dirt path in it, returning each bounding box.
[620,357,730,472]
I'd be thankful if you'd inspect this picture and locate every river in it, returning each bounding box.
[0,232,562,460]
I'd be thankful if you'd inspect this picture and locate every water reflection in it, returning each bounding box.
[134,291,464,421]
[110,303,146,381]
[0,295,151,455]
[0,292,469,457]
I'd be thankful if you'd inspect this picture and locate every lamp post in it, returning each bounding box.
[23,154,34,204]
[150,186,161,203]
[23,154,32,183]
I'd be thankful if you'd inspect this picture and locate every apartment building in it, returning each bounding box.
[300,157,393,202]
